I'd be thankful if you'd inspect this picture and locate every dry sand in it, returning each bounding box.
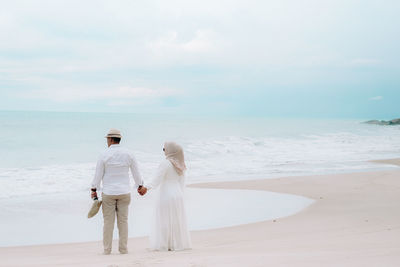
[1,159,399,267]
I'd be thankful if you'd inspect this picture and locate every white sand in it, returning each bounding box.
[1,159,400,266]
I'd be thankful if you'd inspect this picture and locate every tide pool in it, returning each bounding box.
[0,187,314,247]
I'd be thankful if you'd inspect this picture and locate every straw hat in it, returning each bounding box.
[87,198,102,218]
[105,128,122,138]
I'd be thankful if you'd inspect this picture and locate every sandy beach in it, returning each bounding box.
[1,159,399,267]
[3,0,400,265]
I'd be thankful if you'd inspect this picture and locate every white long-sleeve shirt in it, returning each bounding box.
[91,144,143,195]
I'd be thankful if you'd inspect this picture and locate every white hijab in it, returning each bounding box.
[164,141,186,176]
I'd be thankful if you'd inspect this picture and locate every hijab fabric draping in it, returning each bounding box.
[164,142,186,176]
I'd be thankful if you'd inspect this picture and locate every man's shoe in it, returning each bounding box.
[103,250,111,255]
[119,250,128,254]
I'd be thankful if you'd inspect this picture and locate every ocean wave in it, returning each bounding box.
[1,131,399,198]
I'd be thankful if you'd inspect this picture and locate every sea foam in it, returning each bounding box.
[0,113,399,198]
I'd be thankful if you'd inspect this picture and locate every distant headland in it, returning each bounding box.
[364,118,400,125]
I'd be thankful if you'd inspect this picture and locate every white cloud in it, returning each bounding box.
[1,0,395,72]
[1,0,400,113]
[146,29,223,64]
[19,86,180,102]
[348,58,381,67]
[370,96,383,101]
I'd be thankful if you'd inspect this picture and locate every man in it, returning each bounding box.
[91,128,144,255]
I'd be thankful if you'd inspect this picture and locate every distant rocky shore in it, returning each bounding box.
[364,118,400,125]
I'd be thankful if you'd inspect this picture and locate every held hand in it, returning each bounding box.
[141,187,148,195]
[137,185,142,195]
[138,186,148,196]
[137,186,143,195]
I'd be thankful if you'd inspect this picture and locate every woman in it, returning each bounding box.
[143,141,192,251]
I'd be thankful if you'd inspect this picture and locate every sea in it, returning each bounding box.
[0,110,399,199]
[0,110,399,246]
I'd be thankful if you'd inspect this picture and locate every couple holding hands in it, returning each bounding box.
[90,129,191,255]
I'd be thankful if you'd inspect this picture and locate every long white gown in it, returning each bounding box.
[147,159,192,251]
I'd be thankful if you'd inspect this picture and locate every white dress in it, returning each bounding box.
[146,159,192,251]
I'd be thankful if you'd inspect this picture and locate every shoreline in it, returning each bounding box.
[1,159,399,266]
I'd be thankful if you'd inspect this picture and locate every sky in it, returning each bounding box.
[0,0,399,118]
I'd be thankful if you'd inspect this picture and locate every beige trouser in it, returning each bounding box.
[102,193,131,253]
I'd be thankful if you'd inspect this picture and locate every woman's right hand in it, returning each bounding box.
[138,186,147,196]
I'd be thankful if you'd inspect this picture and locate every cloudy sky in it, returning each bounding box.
[1,0,399,118]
